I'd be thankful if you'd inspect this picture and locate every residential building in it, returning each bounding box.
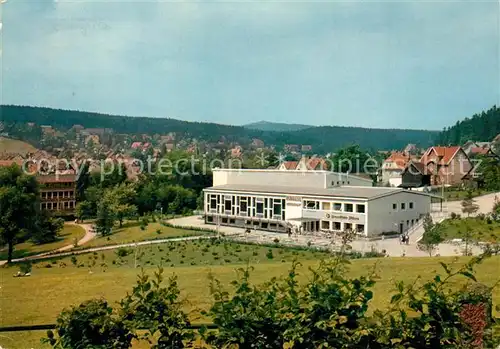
[301,145,312,152]
[203,169,434,236]
[284,144,300,153]
[278,161,299,170]
[380,152,415,187]
[280,156,328,171]
[462,141,491,156]
[38,174,77,216]
[420,146,472,186]
[85,134,100,146]
[403,144,418,155]
[251,138,265,148]
[400,161,431,189]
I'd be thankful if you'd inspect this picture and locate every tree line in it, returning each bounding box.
[1,105,437,153]
[437,105,500,145]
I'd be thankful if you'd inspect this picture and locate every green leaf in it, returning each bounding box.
[390,294,403,304]
[459,271,477,281]
[439,262,451,275]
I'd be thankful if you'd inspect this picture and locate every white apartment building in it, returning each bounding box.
[203,169,436,236]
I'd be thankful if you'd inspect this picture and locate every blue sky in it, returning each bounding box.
[1,0,498,130]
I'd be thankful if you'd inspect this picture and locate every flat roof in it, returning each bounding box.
[212,168,373,182]
[204,184,433,200]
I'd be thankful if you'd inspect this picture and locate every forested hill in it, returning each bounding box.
[436,105,500,145]
[1,105,438,152]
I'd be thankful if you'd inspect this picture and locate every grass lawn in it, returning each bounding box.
[0,136,37,154]
[1,239,499,349]
[438,217,500,242]
[0,224,86,260]
[80,220,212,249]
[432,188,493,201]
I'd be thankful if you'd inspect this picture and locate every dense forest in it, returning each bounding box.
[437,105,500,145]
[0,105,437,152]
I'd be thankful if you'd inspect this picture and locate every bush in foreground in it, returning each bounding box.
[45,254,500,348]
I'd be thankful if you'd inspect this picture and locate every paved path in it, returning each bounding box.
[0,223,96,266]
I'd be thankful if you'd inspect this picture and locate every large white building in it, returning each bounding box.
[203,169,435,237]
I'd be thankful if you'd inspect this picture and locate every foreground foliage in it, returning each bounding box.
[44,250,500,348]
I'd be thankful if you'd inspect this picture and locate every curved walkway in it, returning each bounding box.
[0,223,97,266]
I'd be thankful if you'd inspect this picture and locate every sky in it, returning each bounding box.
[1,0,499,130]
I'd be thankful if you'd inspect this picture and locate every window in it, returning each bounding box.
[225,199,232,212]
[392,203,397,210]
[322,202,331,211]
[347,181,350,184]
[273,203,282,216]
[336,181,340,185]
[356,224,365,233]
[256,202,264,214]
[406,220,409,226]
[261,222,268,229]
[41,203,46,210]
[409,202,414,209]
[356,204,365,213]
[333,222,341,230]
[345,204,353,212]
[210,196,217,209]
[333,203,342,211]
[344,223,352,231]
[321,220,330,230]
[303,200,319,210]
[240,201,248,214]
[401,203,406,210]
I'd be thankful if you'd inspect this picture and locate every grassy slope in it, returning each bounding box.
[439,217,500,242]
[0,137,37,154]
[81,221,211,249]
[0,224,86,260]
[1,253,499,349]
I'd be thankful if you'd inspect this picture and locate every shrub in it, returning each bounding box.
[116,247,132,258]
[266,249,274,259]
[70,256,78,266]
[19,261,32,274]
[156,229,162,235]
[273,238,280,244]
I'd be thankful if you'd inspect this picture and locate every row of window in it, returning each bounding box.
[320,220,365,233]
[41,191,75,199]
[303,200,365,213]
[207,194,286,220]
[330,180,351,186]
[392,202,414,210]
[41,201,75,210]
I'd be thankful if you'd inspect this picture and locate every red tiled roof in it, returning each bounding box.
[420,146,462,165]
[306,158,326,170]
[37,174,76,183]
[469,147,490,155]
[283,161,298,170]
[384,152,412,170]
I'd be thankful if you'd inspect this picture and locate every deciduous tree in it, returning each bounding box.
[0,165,39,262]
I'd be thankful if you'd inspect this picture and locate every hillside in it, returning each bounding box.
[0,136,37,155]
[1,105,438,152]
[244,121,313,132]
[437,105,500,145]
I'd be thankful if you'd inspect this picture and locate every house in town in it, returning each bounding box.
[400,160,431,189]
[380,152,416,187]
[419,146,472,186]
[295,156,328,171]
[301,145,313,152]
[462,141,491,156]
[251,138,265,148]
